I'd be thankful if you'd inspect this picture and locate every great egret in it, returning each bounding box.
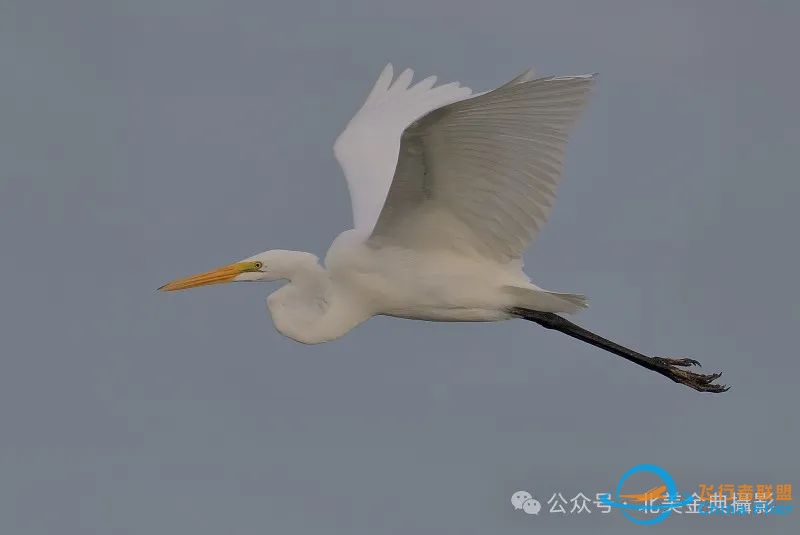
[160,64,727,393]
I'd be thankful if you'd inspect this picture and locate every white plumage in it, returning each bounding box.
[334,64,475,234]
[336,64,594,262]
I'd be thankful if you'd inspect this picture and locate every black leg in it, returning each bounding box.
[509,308,729,393]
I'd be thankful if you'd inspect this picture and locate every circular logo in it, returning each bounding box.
[600,464,695,525]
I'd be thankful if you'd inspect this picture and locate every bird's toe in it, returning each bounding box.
[654,356,701,368]
[659,363,729,393]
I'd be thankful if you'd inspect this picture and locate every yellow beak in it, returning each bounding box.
[158,261,259,292]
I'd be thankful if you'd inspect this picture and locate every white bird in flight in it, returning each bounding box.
[160,63,727,393]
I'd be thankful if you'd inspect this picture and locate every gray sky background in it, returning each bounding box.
[2,1,799,533]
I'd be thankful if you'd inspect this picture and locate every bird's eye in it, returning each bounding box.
[254,262,263,270]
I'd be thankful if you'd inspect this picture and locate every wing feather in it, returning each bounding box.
[334,64,473,232]
[368,73,596,261]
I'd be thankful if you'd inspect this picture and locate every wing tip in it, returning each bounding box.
[364,63,396,105]
[390,67,415,92]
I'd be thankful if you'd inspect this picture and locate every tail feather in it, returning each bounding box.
[503,286,588,314]
[549,291,589,312]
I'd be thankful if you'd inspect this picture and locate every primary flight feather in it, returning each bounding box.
[160,63,727,393]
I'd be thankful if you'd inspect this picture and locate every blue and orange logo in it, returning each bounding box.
[600,464,793,525]
[599,464,693,525]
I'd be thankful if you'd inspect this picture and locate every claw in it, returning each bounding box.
[655,359,729,393]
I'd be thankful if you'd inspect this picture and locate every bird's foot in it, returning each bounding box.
[652,356,729,393]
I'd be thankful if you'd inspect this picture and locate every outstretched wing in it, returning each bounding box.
[368,72,596,262]
[334,64,473,233]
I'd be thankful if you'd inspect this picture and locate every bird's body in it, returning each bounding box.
[160,62,728,393]
[325,229,516,324]
[256,229,581,344]
[326,230,549,322]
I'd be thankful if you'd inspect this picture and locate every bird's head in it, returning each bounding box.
[158,250,297,292]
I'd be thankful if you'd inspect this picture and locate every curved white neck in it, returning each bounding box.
[265,251,369,344]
